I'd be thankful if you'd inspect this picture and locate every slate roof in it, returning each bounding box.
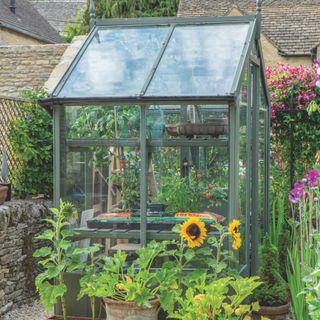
[178,0,320,56]
[31,0,86,32]
[0,0,64,43]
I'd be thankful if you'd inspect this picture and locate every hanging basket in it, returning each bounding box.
[166,118,228,138]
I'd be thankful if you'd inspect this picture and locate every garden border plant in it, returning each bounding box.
[8,89,53,198]
[34,201,263,320]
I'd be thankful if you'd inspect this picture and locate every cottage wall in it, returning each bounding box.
[0,28,46,46]
[0,44,67,97]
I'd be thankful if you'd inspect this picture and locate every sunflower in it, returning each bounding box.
[232,233,242,250]
[180,217,207,248]
[228,219,242,250]
[228,219,240,236]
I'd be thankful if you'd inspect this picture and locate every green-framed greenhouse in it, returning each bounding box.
[40,11,270,278]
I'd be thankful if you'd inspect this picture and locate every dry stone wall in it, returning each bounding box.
[0,44,67,97]
[0,200,51,316]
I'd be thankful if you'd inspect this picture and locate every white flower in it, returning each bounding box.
[317,67,320,75]
[316,80,320,88]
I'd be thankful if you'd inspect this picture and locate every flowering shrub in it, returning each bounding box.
[267,63,320,181]
[266,64,318,118]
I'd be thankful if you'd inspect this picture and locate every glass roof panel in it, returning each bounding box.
[145,23,250,97]
[58,27,169,98]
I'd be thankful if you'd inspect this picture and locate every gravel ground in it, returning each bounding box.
[3,300,52,320]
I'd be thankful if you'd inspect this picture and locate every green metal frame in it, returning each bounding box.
[251,62,260,274]
[45,14,270,276]
[53,107,60,209]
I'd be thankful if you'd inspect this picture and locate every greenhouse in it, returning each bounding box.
[40,14,270,278]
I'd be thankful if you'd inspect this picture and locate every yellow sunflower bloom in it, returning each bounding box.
[180,218,207,248]
[228,219,241,236]
[232,233,242,250]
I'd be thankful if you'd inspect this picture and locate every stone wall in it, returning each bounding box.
[0,200,51,316]
[0,44,68,97]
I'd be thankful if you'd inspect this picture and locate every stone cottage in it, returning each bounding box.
[178,0,320,66]
[0,0,69,96]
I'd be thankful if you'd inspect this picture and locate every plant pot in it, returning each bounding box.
[48,316,104,320]
[103,297,160,320]
[0,183,11,201]
[166,119,228,138]
[254,302,290,320]
[0,185,8,205]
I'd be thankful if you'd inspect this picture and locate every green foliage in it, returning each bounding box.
[302,234,320,320]
[62,0,179,41]
[272,111,320,180]
[270,196,290,279]
[167,277,261,320]
[33,201,87,320]
[93,240,169,307]
[158,168,227,212]
[8,89,53,198]
[253,235,288,307]
[77,244,102,320]
[287,249,310,320]
[159,223,241,314]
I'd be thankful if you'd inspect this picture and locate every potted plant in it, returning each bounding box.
[33,201,90,320]
[91,241,168,320]
[253,235,289,319]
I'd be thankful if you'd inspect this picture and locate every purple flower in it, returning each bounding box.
[289,181,305,203]
[305,169,320,188]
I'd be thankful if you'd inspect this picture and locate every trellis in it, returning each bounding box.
[0,96,30,182]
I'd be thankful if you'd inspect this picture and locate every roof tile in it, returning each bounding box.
[178,0,320,56]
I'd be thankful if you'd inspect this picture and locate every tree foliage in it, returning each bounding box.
[62,0,179,41]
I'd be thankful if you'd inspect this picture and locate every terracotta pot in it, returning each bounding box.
[48,317,103,320]
[255,302,290,320]
[0,183,11,201]
[103,297,160,320]
[0,185,8,205]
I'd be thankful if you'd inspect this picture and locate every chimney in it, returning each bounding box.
[9,0,16,14]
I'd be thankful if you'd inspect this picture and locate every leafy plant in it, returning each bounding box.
[8,89,52,198]
[303,234,320,319]
[287,248,310,320]
[77,244,102,320]
[253,235,287,307]
[159,219,243,314]
[158,168,227,212]
[167,276,261,320]
[93,240,169,307]
[33,201,86,320]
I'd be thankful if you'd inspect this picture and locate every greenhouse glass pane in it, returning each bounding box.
[58,27,169,97]
[146,23,250,97]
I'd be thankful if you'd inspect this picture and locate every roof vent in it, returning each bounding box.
[9,0,16,14]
